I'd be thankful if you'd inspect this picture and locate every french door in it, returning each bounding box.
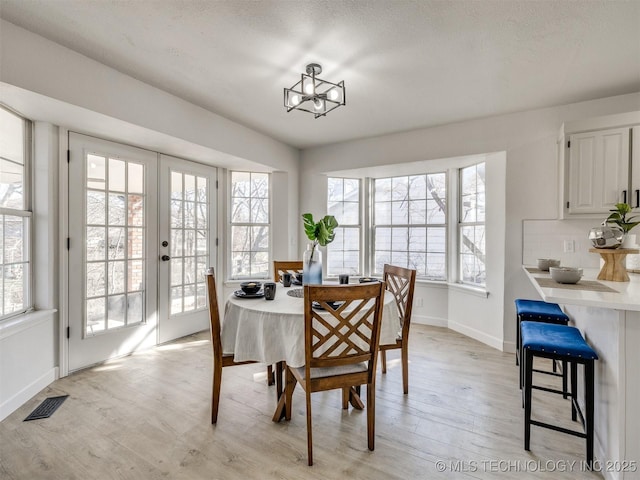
[157,154,216,344]
[68,134,216,371]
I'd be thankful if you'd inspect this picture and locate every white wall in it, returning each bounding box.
[300,92,640,351]
[0,122,59,421]
[0,20,301,420]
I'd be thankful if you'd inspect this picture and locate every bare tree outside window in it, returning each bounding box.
[373,173,447,280]
[84,155,147,334]
[0,106,31,319]
[230,172,269,279]
[327,177,360,276]
[459,162,486,286]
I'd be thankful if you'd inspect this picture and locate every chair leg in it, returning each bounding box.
[571,361,578,421]
[284,367,296,421]
[267,365,274,386]
[305,389,313,466]
[401,343,409,394]
[524,350,533,451]
[585,360,595,470]
[367,383,376,451]
[212,360,222,424]
[381,350,387,374]
[275,361,284,399]
[342,387,350,409]
[516,315,520,366]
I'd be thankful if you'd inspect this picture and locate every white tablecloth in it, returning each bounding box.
[222,286,401,368]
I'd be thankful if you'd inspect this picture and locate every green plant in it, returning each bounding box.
[302,213,338,263]
[606,203,640,234]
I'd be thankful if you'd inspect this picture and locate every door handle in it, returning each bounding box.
[161,255,171,261]
[623,190,627,204]
[636,189,639,209]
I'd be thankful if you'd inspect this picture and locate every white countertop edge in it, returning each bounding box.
[522,266,640,312]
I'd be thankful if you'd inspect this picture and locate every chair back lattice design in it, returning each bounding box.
[205,267,223,361]
[383,264,416,332]
[273,260,303,282]
[303,283,385,372]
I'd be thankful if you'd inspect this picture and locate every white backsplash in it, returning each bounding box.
[523,219,610,269]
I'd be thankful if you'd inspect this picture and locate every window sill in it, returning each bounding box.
[415,279,449,289]
[447,282,489,298]
[0,309,57,341]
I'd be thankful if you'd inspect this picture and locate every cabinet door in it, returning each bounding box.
[568,128,630,215]
[632,127,640,209]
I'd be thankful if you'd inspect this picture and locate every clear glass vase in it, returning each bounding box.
[303,243,322,285]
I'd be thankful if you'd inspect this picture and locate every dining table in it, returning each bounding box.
[221,282,402,421]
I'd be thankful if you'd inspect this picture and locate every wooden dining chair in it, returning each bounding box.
[273,260,303,282]
[267,260,304,388]
[205,267,256,424]
[284,282,386,465]
[379,264,417,394]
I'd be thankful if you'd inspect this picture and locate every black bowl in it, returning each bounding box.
[294,272,303,283]
[240,281,262,295]
[359,277,377,283]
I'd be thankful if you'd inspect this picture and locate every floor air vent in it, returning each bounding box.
[23,395,69,421]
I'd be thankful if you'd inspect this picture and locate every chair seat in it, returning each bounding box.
[515,299,569,324]
[521,322,598,359]
[294,362,368,380]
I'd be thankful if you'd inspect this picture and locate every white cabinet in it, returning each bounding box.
[567,127,630,215]
[561,111,640,217]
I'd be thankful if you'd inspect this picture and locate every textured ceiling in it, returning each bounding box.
[1,0,639,149]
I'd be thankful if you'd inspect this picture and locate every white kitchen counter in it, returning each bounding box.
[523,266,640,311]
[522,266,640,480]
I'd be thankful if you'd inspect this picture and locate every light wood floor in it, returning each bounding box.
[0,325,603,479]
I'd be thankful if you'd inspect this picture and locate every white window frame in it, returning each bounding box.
[0,105,33,320]
[458,162,486,287]
[370,172,448,280]
[228,171,271,280]
[326,177,362,277]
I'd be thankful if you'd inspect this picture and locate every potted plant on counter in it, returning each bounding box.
[606,203,640,248]
[302,213,338,284]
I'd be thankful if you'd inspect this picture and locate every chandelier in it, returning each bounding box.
[284,63,346,118]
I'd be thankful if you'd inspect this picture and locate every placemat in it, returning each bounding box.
[286,288,304,298]
[535,277,618,293]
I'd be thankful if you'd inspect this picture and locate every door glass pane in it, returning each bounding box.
[109,159,126,192]
[168,170,209,315]
[84,154,146,336]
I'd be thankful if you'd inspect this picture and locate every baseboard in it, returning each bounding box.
[0,367,58,422]
[503,339,516,354]
[412,314,447,328]
[448,320,503,351]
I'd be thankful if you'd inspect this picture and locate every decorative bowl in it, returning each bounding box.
[589,225,624,249]
[240,281,262,295]
[537,258,561,271]
[359,277,377,283]
[549,267,583,284]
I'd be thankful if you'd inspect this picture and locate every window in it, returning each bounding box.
[459,162,486,286]
[372,173,446,280]
[327,177,361,276]
[0,106,31,319]
[229,172,269,279]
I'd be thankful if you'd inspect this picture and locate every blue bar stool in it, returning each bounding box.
[515,299,570,394]
[521,321,598,469]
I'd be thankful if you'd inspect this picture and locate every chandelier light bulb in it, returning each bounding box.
[304,81,315,95]
[327,88,339,101]
[313,98,324,111]
[290,94,301,106]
